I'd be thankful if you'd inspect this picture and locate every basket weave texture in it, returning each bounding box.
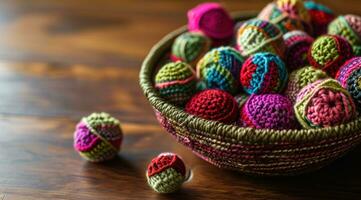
[139,12,361,176]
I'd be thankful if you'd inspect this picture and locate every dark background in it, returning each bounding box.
[0,0,360,199]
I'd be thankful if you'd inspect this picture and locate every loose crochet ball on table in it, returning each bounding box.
[188,2,234,45]
[240,52,288,95]
[185,89,238,124]
[171,32,211,67]
[239,94,296,130]
[258,0,311,34]
[336,57,361,106]
[283,30,314,70]
[308,35,353,77]
[155,62,197,106]
[74,112,123,162]
[328,14,361,56]
[304,0,335,36]
[285,66,328,103]
[146,153,186,193]
[237,19,285,57]
[294,78,356,129]
[196,46,244,94]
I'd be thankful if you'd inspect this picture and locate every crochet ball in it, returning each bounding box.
[237,19,285,57]
[294,78,356,129]
[171,32,211,67]
[188,2,234,43]
[196,46,244,94]
[239,94,296,129]
[283,30,314,70]
[258,1,311,34]
[185,89,238,124]
[328,15,361,56]
[146,153,186,193]
[74,112,123,162]
[336,57,361,105]
[285,66,328,103]
[304,0,335,36]
[240,52,288,95]
[308,35,353,77]
[155,62,196,105]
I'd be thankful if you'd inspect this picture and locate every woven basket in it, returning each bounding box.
[139,12,361,176]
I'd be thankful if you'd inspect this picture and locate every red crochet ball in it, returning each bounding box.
[185,89,238,124]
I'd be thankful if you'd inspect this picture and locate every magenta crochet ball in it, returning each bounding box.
[188,2,234,44]
[239,94,296,130]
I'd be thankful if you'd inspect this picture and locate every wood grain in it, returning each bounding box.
[0,0,360,199]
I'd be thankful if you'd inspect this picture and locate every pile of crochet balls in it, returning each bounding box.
[155,0,361,131]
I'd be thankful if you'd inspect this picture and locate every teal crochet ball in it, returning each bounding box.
[196,46,244,94]
[155,62,197,106]
[171,32,211,67]
[240,52,288,95]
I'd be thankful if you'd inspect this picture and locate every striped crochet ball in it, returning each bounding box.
[171,32,211,67]
[188,2,234,44]
[74,112,123,162]
[240,52,288,95]
[155,62,196,106]
[239,94,296,130]
[294,78,356,129]
[146,153,186,193]
[283,30,314,70]
[336,57,361,105]
[237,19,285,58]
[196,46,244,94]
[304,0,335,36]
[328,14,361,56]
[285,66,328,103]
[185,89,238,124]
[258,0,311,34]
[308,35,353,77]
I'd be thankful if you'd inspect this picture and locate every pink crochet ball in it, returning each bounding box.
[73,112,123,162]
[283,30,314,70]
[294,79,356,129]
[336,57,361,105]
[188,2,234,45]
[239,94,296,130]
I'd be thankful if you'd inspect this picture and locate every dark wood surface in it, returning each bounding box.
[0,0,361,199]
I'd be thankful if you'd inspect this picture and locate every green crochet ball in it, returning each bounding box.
[294,78,356,129]
[328,15,361,56]
[285,66,328,103]
[171,32,211,67]
[196,46,244,94]
[155,62,197,105]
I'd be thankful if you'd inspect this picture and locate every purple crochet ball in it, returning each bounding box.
[239,94,296,129]
[283,30,314,70]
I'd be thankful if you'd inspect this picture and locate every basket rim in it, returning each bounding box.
[139,11,361,144]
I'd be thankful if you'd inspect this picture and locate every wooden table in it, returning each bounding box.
[0,0,360,199]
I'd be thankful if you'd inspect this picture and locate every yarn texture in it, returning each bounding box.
[185,89,238,124]
[155,62,196,105]
[188,2,234,43]
[336,57,361,105]
[294,79,356,129]
[146,153,186,193]
[239,94,296,129]
[308,35,353,77]
[285,66,328,103]
[171,32,211,67]
[328,15,361,56]
[237,19,285,57]
[196,46,244,94]
[74,112,123,162]
[240,52,288,95]
[283,30,314,70]
[304,0,335,36]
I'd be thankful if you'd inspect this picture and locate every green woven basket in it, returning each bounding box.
[139,12,361,176]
